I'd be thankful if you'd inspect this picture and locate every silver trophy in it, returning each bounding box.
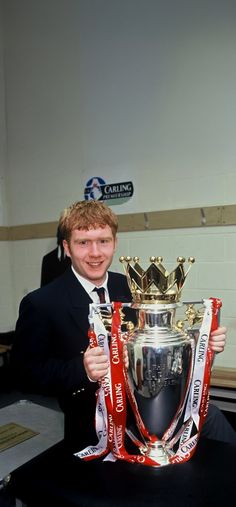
[120,255,199,466]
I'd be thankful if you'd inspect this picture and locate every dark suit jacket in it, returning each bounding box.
[40,247,71,286]
[11,268,132,451]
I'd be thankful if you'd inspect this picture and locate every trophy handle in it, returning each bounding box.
[181,299,222,370]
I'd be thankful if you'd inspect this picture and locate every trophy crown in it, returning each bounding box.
[119,256,195,304]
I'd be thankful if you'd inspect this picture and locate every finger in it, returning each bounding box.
[210,326,227,336]
[84,353,108,368]
[208,340,225,353]
[86,362,109,381]
[209,334,225,342]
[84,348,108,373]
[85,345,104,356]
[210,345,224,353]
[209,336,226,347]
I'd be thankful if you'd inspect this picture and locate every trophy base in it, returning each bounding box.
[140,441,174,467]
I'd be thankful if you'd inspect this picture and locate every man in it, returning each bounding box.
[40,225,71,287]
[11,200,235,451]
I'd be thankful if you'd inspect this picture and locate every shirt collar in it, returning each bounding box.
[71,265,109,297]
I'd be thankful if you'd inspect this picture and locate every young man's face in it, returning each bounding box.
[63,225,117,286]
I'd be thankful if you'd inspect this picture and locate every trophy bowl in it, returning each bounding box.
[125,301,194,465]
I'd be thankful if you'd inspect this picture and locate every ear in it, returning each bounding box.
[114,236,118,251]
[63,239,71,258]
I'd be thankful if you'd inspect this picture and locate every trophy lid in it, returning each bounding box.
[119,256,195,304]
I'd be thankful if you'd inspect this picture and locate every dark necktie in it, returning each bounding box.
[93,287,111,333]
[93,287,106,304]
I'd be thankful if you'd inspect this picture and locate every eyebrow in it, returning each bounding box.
[75,235,113,242]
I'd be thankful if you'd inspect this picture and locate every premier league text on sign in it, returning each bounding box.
[84,177,134,205]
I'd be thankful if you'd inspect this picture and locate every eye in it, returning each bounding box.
[100,238,110,244]
[78,240,88,246]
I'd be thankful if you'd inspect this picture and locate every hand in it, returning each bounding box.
[208,326,227,353]
[83,345,109,381]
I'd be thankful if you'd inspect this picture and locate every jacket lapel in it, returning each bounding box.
[62,268,92,336]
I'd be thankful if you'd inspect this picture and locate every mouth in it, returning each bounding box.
[87,261,103,268]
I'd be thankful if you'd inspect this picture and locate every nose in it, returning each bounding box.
[89,241,101,256]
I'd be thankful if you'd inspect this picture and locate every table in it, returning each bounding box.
[8,437,236,507]
[0,400,64,488]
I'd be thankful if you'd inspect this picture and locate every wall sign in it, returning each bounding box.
[84,177,134,205]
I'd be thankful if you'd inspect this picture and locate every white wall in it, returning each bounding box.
[0,1,15,327]
[113,225,236,368]
[0,0,236,367]
[3,0,236,224]
[0,0,8,225]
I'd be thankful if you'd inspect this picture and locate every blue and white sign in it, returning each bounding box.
[84,177,134,205]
